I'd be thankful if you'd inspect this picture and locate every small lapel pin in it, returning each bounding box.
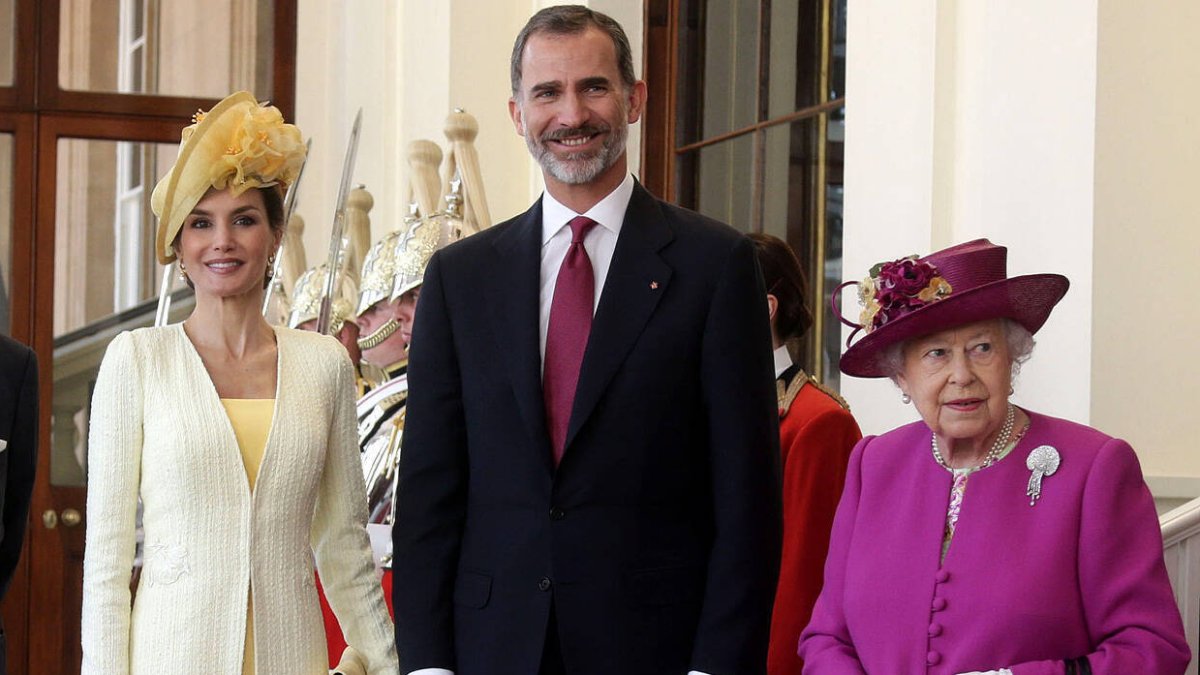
[1025,445,1060,506]
[649,281,659,290]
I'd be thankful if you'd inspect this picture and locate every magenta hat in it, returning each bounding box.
[834,238,1069,378]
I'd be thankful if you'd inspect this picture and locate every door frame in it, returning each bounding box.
[0,1,298,671]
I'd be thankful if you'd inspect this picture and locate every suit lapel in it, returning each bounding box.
[564,184,674,452]
[486,202,553,465]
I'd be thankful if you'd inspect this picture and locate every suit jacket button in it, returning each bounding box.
[926,650,941,665]
[549,507,565,521]
[538,577,552,592]
[931,597,947,612]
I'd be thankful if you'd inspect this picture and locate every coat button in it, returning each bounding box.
[935,570,950,583]
[538,577,552,592]
[931,597,947,611]
[928,622,943,637]
[549,507,565,521]
[927,650,941,665]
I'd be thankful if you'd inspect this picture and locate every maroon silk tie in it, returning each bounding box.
[544,216,599,466]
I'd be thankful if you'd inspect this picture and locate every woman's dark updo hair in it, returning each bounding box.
[748,232,813,343]
[260,184,286,233]
[171,185,287,290]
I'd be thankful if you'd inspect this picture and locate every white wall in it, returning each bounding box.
[294,0,644,264]
[844,0,1199,491]
[842,0,1098,437]
[839,0,941,434]
[1092,0,1200,481]
[295,1,405,265]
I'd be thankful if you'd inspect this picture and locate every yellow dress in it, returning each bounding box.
[221,399,275,675]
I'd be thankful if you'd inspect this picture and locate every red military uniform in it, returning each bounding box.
[769,363,861,675]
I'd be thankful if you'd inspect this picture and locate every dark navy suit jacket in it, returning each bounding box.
[393,183,782,675]
[0,334,37,673]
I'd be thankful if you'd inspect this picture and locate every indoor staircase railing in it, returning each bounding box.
[1161,496,1200,675]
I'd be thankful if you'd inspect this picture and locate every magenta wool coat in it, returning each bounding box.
[798,410,1190,674]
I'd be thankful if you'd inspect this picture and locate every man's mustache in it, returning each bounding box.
[540,124,610,142]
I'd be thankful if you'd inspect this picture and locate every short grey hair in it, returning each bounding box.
[879,318,1036,385]
[510,5,637,97]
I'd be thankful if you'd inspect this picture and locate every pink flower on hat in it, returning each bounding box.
[859,256,952,332]
[878,258,936,296]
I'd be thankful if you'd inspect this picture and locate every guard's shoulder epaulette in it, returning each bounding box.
[778,370,852,416]
[777,371,808,416]
[378,391,408,414]
[808,373,851,411]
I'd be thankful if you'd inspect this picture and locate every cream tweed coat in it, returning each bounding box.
[80,325,398,674]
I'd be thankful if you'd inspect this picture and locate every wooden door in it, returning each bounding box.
[27,114,192,675]
[0,2,297,672]
[0,108,38,675]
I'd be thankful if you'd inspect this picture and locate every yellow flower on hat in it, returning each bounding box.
[917,276,952,303]
[150,91,306,264]
[856,276,880,331]
[216,103,304,192]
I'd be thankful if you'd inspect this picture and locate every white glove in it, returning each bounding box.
[330,647,367,675]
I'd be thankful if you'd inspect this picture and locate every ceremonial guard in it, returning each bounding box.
[355,114,491,525]
[288,185,375,394]
[289,263,366,394]
[354,221,417,523]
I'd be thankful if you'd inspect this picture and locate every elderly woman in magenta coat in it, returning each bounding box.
[798,239,1189,674]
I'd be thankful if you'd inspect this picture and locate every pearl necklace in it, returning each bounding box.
[932,403,1016,471]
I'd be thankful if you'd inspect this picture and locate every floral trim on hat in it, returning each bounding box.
[182,100,305,197]
[857,256,952,333]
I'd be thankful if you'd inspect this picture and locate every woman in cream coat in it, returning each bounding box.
[80,92,398,674]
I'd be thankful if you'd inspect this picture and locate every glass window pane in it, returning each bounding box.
[0,0,12,86]
[133,0,145,40]
[59,0,275,98]
[761,121,814,243]
[829,0,847,101]
[670,1,846,385]
[760,112,844,387]
[767,0,822,119]
[761,120,817,382]
[677,0,761,145]
[0,133,12,334]
[52,137,188,487]
[820,108,845,386]
[689,134,756,232]
[131,45,144,92]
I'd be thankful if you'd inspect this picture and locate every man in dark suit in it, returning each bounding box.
[393,6,781,675]
[0,334,37,674]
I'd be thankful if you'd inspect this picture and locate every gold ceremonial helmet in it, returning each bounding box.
[390,179,466,301]
[288,264,358,334]
[354,221,415,318]
[150,91,306,264]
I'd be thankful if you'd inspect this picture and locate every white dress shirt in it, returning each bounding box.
[537,173,634,365]
[773,344,793,379]
[407,174,715,675]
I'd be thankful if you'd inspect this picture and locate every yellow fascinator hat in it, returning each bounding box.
[150,91,306,264]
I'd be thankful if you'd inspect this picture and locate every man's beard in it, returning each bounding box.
[525,115,628,185]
